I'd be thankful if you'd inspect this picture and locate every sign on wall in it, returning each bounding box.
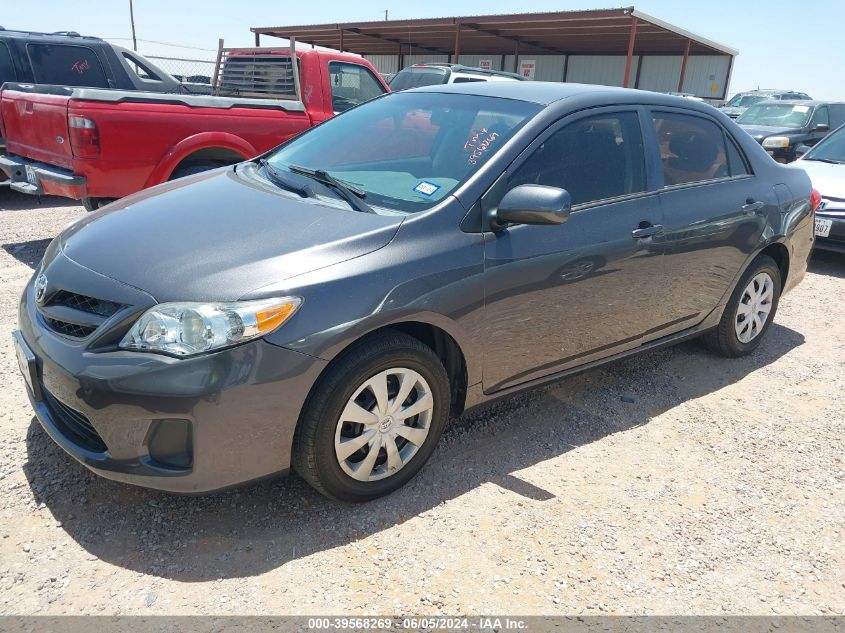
[519,59,536,80]
[478,59,493,70]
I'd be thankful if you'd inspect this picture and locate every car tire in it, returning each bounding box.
[292,330,451,502]
[82,197,114,212]
[703,254,781,357]
[168,161,225,181]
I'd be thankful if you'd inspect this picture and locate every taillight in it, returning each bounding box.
[810,189,822,212]
[68,114,100,158]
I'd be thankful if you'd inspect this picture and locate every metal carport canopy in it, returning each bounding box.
[250,7,738,58]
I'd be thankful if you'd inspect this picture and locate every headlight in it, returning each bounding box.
[119,297,301,356]
[762,136,790,149]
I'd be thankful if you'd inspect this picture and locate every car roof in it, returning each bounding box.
[768,100,845,106]
[0,28,104,42]
[407,80,714,110]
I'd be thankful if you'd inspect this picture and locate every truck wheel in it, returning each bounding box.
[82,197,114,212]
[169,161,225,181]
[703,254,781,357]
[292,331,451,502]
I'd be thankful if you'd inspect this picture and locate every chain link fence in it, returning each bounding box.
[145,55,216,91]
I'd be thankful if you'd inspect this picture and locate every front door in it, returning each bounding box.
[482,108,670,393]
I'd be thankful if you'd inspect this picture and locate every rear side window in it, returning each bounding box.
[122,52,161,81]
[510,111,647,206]
[0,41,16,85]
[27,43,109,87]
[653,112,731,186]
[452,77,486,84]
[328,62,386,113]
[725,136,750,176]
[812,106,830,128]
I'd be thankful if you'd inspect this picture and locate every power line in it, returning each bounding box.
[102,37,217,52]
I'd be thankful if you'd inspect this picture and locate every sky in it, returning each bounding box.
[6,0,845,99]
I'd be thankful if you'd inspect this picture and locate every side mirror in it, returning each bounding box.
[813,123,829,133]
[795,144,812,158]
[494,184,571,230]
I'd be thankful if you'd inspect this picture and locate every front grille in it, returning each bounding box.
[48,290,123,318]
[44,318,97,338]
[40,290,124,339]
[42,387,107,453]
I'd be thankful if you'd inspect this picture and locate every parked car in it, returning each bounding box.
[736,100,845,163]
[14,83,815,501]
[389,63,525,91]
[795,123,845,252]
[0,48,388,210]
[0,27,183,182]
[720,89,811,119]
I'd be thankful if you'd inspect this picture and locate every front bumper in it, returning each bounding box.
[814,209,845,253]
[16,266,327,493]
[0,154,87,199]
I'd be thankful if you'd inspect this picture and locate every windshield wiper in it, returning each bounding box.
[288,164,374,214]
[258,159,313,198]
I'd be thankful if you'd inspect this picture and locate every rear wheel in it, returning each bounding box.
[82,197,114,212]
[292,331,450,502]
[703,254,781,357]
[168,161,226,181]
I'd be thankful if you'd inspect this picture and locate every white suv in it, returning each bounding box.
[389,63,525,91]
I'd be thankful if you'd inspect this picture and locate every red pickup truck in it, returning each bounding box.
[0,48,388,210]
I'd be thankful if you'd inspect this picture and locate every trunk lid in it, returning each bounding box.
[0,87,73,168]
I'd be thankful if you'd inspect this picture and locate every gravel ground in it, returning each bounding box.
[0,188,843,616]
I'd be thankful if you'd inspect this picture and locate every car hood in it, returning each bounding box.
[737,124,804,142]
[59,165,404,302]
[794,160,845,199]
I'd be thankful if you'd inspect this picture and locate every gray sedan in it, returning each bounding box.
[14,82,815,501]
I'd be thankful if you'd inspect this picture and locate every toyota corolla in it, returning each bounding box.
[14,83,816,501]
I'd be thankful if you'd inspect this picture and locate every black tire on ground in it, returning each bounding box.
[82,197,115,212]
[292,330,451,502]
[168,161,225,181]
[703,254,782,357]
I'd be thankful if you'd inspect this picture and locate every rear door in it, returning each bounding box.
[482,107,670,392]
[647,108,770,340]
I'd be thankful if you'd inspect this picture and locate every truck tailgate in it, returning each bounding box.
[0,89,74,169]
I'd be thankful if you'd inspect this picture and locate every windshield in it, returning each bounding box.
[266,92,541,213]
[805,125,845,163]
[736,103,813,127]
[725,94,768,108]
[389,68,448,91]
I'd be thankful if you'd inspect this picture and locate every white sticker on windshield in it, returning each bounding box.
[793,105,810,113]
[414,181,441,197]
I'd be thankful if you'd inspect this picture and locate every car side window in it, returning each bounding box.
[652,112,730,186]
[812,106,829,128]
[725,135,750,176]
[122,52,161,81]
[26,43,109,88]
[509,111,646,206]
[328,62,386,113]
[0,41,16,85]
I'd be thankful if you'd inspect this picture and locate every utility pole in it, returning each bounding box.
[129,0,138,51]
[384,9,388,20]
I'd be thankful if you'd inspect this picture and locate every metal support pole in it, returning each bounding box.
[454,22,461,64]
[623,16,638,88]
[513,39,519,73]
[254,32,260,47]
[211,38,224,96]
[339,29,344,53]
[677,38,691,92]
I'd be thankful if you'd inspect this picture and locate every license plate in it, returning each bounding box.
[13,331,40,400]
[815,217,832,238]
[24,164,38,186]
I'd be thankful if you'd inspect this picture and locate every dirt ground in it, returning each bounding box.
[0,189,843,615]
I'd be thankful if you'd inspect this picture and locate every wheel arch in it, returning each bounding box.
[144,132,257,187]
[759,241,790,290]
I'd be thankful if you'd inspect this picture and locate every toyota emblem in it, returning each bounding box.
[34,274,48,303]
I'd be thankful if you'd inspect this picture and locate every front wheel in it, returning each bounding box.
[82,197,115,212]
[292,331,451,502]
[703,254,781,357]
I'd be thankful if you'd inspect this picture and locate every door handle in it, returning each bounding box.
[742,199,766,215]
[631,224,664,239]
